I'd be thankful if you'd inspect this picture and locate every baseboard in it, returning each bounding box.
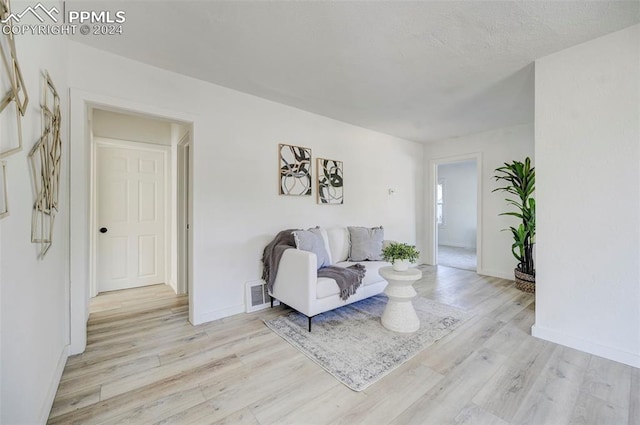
[193,303,245,325]
[167,280,178,294]
[438,243,475,250]
[419,264,513,281]
[39,344,69,424]
[476,268,514,281]
[532,324,640,368]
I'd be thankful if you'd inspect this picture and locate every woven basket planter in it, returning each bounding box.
[514,268,535,293]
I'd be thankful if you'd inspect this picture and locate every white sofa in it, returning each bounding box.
[269,227,391,330]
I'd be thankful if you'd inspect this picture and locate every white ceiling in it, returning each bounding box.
[69,1,640,143]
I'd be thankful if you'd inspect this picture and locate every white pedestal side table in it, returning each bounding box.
[379,266,423,333]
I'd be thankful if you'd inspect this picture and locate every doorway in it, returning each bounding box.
[431,154,482,272]
[89,107,191,299]
[69,90,196,355]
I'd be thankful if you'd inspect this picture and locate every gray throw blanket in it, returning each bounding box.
[262,230,366,300]
[318,264,366,300]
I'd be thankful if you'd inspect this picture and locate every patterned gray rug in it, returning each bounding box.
[264,295,471,391]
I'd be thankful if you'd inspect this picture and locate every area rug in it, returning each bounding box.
[264,295,471,391]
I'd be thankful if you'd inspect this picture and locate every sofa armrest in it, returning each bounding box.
[271,248,316,317]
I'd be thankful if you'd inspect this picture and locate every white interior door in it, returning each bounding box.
[96,143,166,292]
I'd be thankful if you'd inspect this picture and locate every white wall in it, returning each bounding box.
[0,29,70,424]
[93,109,172,145]
[533,24,640,368]
[68,42,423,332]
[437,161,477,248]
[423,124,534,279]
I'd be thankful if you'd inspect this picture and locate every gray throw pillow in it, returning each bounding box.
[348,226,384,261]
[292,229,331,269]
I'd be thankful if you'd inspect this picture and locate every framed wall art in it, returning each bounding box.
[279,143,312,196]
[317,158,343,205]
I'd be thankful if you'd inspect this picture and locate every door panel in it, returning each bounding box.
[138,181,156,221]
[107,236,128,280]
[97,144,166,292]
[106,179,128,222]
[138,234,157,277]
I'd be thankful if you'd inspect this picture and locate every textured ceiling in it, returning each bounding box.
[69,1,640,143]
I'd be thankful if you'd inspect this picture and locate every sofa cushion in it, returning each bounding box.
[348,226,384,261]
[292,229,331,269]
[326,227,350,263]
[316,277,340,299]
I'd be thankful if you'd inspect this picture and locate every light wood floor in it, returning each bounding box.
[48,266,639,425]
[438,245,477,272]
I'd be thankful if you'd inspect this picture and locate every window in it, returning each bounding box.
[437,179,444,225]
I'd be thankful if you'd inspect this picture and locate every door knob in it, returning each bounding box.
[99,227,108,233]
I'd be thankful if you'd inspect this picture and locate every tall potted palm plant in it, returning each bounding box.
[493,157,535,293]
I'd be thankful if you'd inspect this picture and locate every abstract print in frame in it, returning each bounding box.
[279,143,312,196]
[317,158,343,205]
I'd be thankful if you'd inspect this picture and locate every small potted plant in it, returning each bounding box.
[382,242,420,271]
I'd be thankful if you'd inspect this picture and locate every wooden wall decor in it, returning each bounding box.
[0,0,28,159]
[29,71,60,258]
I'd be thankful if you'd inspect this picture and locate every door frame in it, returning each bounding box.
[176,132,191,296]
[69,88,196,355]
[428,153,483,271]
[91,137,170,297]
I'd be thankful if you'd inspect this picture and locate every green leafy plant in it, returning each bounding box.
[493,157,535,276]
[382,243,420,263]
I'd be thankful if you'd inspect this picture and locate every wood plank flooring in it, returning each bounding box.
[48,266,638,424]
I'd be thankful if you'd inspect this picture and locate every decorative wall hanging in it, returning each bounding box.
[317,158,343,204]
[0,0,28,159]
[279,143,312,196]
[0,160,7,219]
[29,71,60,258]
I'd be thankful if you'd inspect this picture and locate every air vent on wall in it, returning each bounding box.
[245,280,279,313]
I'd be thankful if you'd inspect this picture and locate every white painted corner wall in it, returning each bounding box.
[1,31,421,424]
[0,30,70,424]
[533,24,640,368]
[2,16,636,425]
[423,124,535,279]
